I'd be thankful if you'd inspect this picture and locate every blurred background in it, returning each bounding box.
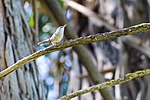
[25,0,150,100]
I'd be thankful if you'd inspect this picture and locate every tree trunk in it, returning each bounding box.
[0,0,45,99]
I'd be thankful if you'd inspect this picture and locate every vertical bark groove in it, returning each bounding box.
[0,0,45,99]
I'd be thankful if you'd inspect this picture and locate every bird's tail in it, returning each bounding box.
[37,39,50,46]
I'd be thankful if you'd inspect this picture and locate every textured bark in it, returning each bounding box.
[0,0,45,99]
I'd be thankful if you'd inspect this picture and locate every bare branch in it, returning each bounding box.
[122,36,150,58]
[33,0,38,50]
[0,23,150,79]
[79,67,116,79]
[59,69,150,100]
[63,0,117,30]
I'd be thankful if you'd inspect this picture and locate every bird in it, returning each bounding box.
[38,24,66,46]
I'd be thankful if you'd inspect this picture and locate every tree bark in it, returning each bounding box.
[0,0,45,99]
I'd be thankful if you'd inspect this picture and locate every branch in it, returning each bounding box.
[33,0,38,50]
[0,23,150,79]
[44,0,115,99]
[79,67,116,79]
[63,0,118,31]
[122,36,150,58]
[58,69,150,100]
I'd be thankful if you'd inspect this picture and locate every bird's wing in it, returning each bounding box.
[49,33,57,41]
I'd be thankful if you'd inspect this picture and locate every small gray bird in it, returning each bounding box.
[38,24,66,46]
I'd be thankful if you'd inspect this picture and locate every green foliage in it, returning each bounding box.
[58,0,65,8]
[29,16,34,27]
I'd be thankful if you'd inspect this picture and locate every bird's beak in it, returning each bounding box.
[63,24,66,28]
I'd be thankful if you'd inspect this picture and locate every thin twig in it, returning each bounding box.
[79,67,116,79]
[63,0,117,31]
[59,69,150,100]
[0,23,150,79]
[33,0,38,50]
[122,36,150,58]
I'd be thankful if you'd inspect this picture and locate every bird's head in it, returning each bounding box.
[56,24,66,34]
